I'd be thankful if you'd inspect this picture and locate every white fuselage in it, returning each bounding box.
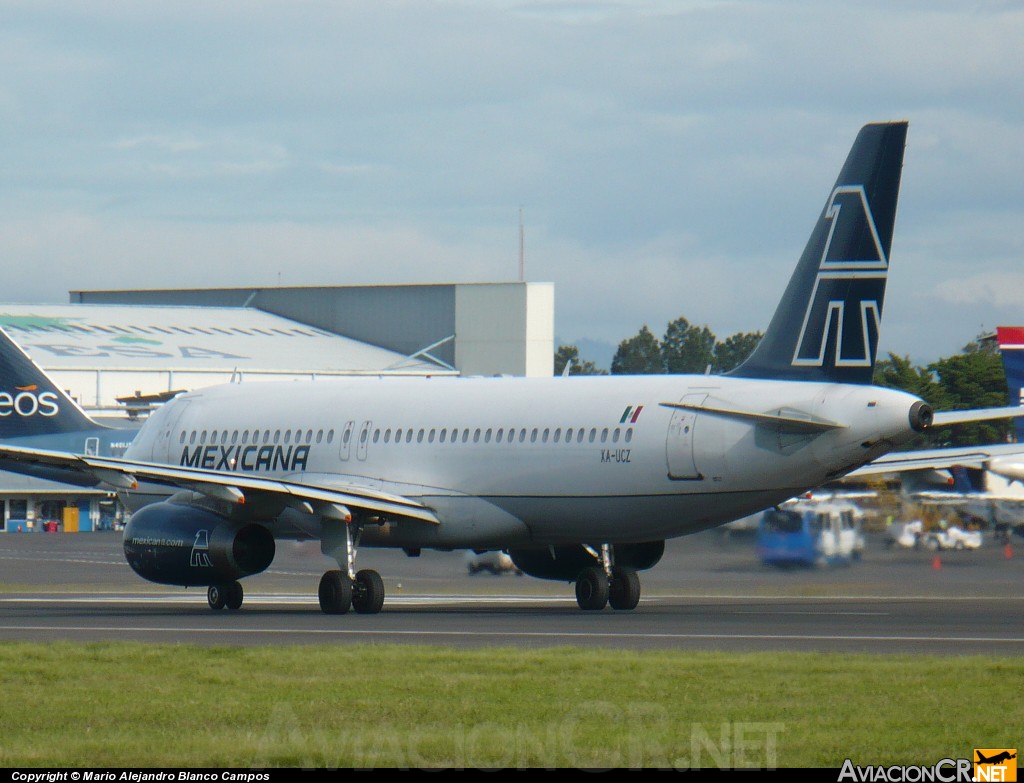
[124,374,923,548]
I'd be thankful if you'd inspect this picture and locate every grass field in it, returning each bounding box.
[1,641,1020,769]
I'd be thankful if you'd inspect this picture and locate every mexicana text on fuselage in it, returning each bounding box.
[180,444,310,472]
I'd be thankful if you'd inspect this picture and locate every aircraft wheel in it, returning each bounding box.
[575,566,609,610]
[225,581,244,611]
[608,567,641,611]
[319,570,352,615]
[207,585,227,611]
[352,569,385,615]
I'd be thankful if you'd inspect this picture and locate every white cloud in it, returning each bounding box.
[1,1,1023,363]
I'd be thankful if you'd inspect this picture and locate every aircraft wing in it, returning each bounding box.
[0,444,439,524]
[848,442,1024,477]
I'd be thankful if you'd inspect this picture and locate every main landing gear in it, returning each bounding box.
[318,518,385,615]
[207,581,244,611]
[574,544,642,611]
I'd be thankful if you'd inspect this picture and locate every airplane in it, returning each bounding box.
[0,328,140,457]
[3,120,1011,616]
[976,751,1016,765]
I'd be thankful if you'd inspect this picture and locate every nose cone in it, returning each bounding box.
[909,400,934,433]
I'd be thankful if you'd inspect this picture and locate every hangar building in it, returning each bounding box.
[1,281,554,532]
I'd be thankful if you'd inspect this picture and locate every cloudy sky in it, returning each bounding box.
[2,1,1023,368]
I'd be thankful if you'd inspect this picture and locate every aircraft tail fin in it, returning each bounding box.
[997,326,1024,442]
[728,121,908,384]
[0,327,105,438]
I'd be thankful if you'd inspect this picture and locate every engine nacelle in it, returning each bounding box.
[508,541,665,581]
[123,501,275,587]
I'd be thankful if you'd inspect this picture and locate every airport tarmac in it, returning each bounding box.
[1,529,1022,654]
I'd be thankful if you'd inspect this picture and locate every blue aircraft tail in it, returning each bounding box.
[997,326,1024,443]
[729,121,908,384]
[0,327,104,439]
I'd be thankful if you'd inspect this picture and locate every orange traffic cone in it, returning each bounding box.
[932,554,942,571]
[1005,543,1014,560]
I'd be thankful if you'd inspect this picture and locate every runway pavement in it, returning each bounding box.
[1,529,1022,654]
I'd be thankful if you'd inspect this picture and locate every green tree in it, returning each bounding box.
[554,345,607,376]
[713,331,763,373]
[661,317,716,374]
[611,325,663,375]
[927,348,1010,446]
[873,353,946,406]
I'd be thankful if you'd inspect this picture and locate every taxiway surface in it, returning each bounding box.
[1,530,1021,654]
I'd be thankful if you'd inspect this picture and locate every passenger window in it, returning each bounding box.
[274,430,281,444]
[327,429,334,444]
[519,429,527,443]
[625,428,633,443]
[406,430,414,444]
[440,428,447,443]
[384,429,391,443]
[417,429,424,443]
[553,428,561,443]
[530,428,538,443]
[589,429,596,443]
[473,429,481,443]
[316,430,323,444]
[600,428,609,443]
[612,428,620,443]
[189,431,197,445]
[565,428,573,443]
[179,431,185,444]
[462,429,470,443]
[484,428,492,443]
[577,429,584,443]
[373,429,380,444]
[542,428,550,443]
[284,430,292,444]
[496,428,503,442]
[428,429,436,443]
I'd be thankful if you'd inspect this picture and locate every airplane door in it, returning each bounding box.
[356,420,372,461]
[666,393,705,480]
[155,400,191,463]
[339,421,355,461]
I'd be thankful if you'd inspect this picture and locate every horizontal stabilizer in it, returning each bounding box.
[930,405,1024,427]
[659,401,845,433]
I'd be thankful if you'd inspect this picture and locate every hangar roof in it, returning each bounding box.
[0,304,449,375]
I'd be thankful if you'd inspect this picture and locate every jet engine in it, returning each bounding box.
[508,541,665,581]
[123,501,275,587]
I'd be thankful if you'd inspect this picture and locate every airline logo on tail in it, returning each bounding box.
[0,384,60,417]
[792,185,888,370]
